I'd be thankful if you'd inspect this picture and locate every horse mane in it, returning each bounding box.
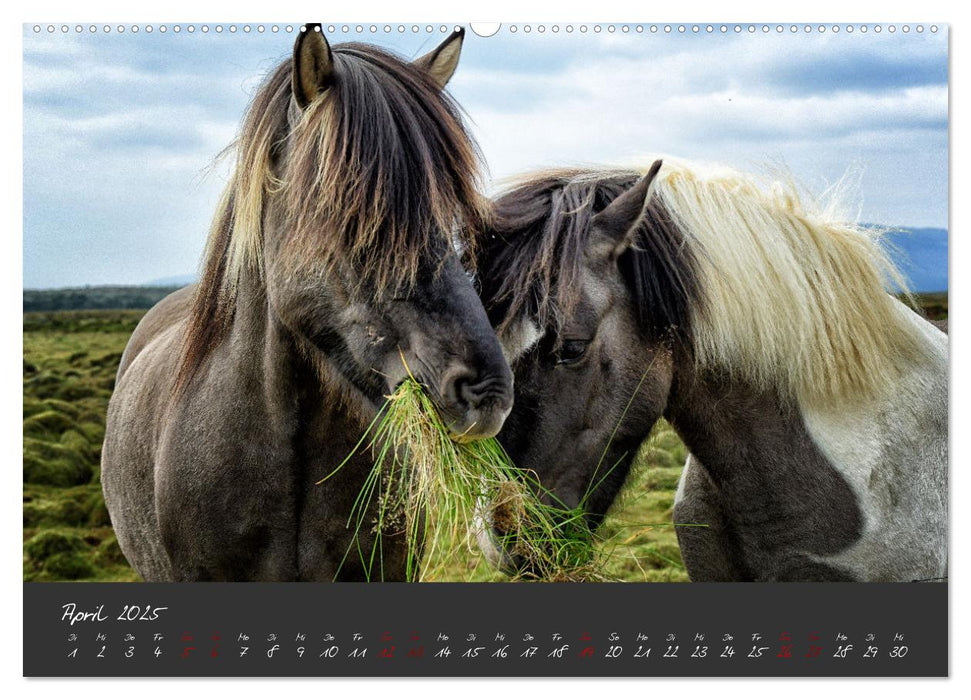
[481,168,698,344]
[177,41,490,392]
[485,159,929,405]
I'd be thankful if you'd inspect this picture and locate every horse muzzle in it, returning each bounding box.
[437,366,514,442]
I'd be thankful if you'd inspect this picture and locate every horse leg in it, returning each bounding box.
[673,455,747,581]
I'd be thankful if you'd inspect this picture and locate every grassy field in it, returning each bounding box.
[23,310,144,581]
[23,294,946,582]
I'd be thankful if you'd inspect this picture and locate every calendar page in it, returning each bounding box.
[21,21,948,678]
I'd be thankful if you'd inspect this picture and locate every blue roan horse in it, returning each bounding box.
[476,159,947,582]
[101,27,513,582]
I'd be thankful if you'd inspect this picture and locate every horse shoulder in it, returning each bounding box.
[116,284,197,382]
[102,317,188,581]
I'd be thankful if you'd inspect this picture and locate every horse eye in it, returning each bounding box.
[556,339,590,366]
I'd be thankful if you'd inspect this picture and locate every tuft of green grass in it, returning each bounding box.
[320,377,602,582]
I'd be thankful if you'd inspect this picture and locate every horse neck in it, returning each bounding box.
[662,354,867,579]
[662,309,947,577]
[664,301,947,487]
[663,352,841,504]
[218,270,294,431]
[221,268,370,441]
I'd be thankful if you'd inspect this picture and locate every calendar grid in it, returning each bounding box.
[24,583,947,677]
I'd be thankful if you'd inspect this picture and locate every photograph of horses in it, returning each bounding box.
[23,23,948,583]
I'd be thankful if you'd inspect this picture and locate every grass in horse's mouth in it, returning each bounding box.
[319,377,602,582]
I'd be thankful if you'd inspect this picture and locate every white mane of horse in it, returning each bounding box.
[638,157,931,406]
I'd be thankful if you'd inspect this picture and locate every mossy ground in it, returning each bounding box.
[23,311,143,582]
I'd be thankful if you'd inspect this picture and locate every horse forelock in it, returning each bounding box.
[484,160,931,405]
[482,170,603,336]
[176,41,489,394]
[280,43,490,287]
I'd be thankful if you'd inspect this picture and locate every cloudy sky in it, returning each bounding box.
[22,23,948,288]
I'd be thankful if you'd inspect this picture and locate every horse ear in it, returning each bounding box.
[589,160,664,259]
[292,24,334,108]
[413,28,465,89]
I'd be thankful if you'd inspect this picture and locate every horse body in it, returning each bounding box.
[102,28,514,582]
[478,159,947,582]
[105,278,404,581]
[786,303,947,580]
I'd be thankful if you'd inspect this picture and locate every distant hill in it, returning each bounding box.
[883,227,948,292]
[23,286,184,313]
[144,274,197,287]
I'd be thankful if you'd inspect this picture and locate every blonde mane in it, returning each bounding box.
[645,157,928,405]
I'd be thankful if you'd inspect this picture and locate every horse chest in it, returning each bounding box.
[292,423,411,582]
[155,398,407,581]
[710,455,864,581]
[155,405,304,581]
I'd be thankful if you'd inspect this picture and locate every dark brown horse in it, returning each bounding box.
[102,26,513,582]
[477,160,947,582]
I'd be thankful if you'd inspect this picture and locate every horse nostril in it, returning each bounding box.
[441,367,478,410]
[438,363,513,440]
[457,376,483,407]
[441,366,509,412]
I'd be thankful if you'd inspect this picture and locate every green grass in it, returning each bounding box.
[324,376,602,582]
[423,421,691,582]
[23,310,144,582]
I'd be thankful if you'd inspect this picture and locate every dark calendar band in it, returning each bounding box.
[24,582,946,677]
